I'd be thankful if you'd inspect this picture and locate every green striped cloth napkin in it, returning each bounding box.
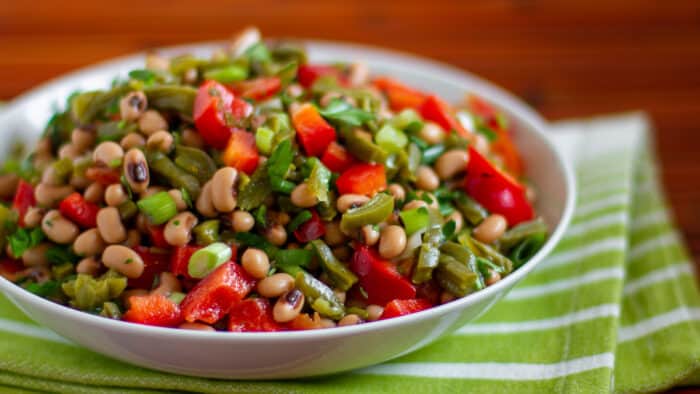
[0,112,698,393]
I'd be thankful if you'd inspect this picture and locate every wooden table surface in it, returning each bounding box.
[0,1,698,390]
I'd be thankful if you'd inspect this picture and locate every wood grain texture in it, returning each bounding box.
[0,2,699,379]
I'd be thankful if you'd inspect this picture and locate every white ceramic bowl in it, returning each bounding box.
[0,40,575,379]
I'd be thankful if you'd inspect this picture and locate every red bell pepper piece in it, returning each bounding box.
[380,299,432,320]
[58,192,99,228]
[85,166,121,185]
[194,81,253,149]
[12,180,35,227]
[228,298,282,332]
[293,210,326,243]
[123,293,183,327]
[419,95,469,138]
[297,64,345,88]
[292,103,337,157]
[335,163,386,196]
[222,129,259,174]
[145,224,170,249]
[372,77,427,111]
[229,76,281,101]
[129,247,171,290]
[180,261,255,324]
[321,141,356,173]
[170,245,201,279]
[350,245,416,305]
[0,258,25,282]
[464,147,534,226]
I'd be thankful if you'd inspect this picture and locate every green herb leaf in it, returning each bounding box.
[25,280,61,297]
[266,139,295,194]
[128,69,157,84]
[234,232,279,258]
[8,227,45,258]
[46,245,80,265]
[319,99,374,127]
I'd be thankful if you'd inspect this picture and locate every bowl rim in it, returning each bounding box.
[0,39,576,342]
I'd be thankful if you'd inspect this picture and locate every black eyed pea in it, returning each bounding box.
[231,210,255,232]
[264,224,287,246]
[360,224,380,246]
[76,257,101,276]
[104,183,128,207]
[273,289,305,323]
[23,207,44,228]
[415,165,440,191]
[419,122,445,145]
[447,210,464,233]
[257,273,295,298]
[473,214,508,244]
[485,269,502,286]
[181,128,205,149]
[34,183,74,207]
[179,322,216,331]
[41,210,79,244]
[152,272,182,296]
[141,186,165,198]
[164,212,198,247]
[241,248,270,279]
[366,304,384,321]
[0,174,18,199]
[320,318,337,329]
[119,91,148,121]
[435,149,470,180]
[73,228,107,256]
[229,26,261,57]
[168,189,188,211]
[402,199,428,211]
[319,91,342,108]
[146,130,174,153]
[387,183,406,201]
[40,165,61,186]
[83,182,105,204]
[336,194,370,213]
[473,133,490,155]
[323,221,346,246]
[138,110,168,135]
[58,143,80,160]
[70,173,91,189]
[183,68,198,84]
[22,266,51,284]
[120,132,146,150]
[211,167,239,213]
[196,181,217,218]
[145,53,170,71]
[97,207,127,244]
[290,182,318,208]
[338,314,363,327]
[123,148,150,194]
[123,229,142,248]
[415,190,439,210]
[22,243,51,267]
[333,289,346,304]
[348,62,369,86]
[70,128,95,152]
[378,225,407,259]
[93,141,124,166]
[102,245,145,279]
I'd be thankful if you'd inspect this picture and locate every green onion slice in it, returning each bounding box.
[136,191,177,225]
[188,242,232,279]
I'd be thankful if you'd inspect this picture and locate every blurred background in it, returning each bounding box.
[0,0,698,265]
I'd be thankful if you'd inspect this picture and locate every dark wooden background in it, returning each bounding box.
[0,1,699,389]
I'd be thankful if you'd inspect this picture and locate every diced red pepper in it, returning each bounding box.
[297,64,345,88]
[170,245,201,279]
[194,81,253,149]
[129,247,171,290]
[321,141,356,173]
[58,192,99,228]
[419,95,469,138]
[292,103,337,157]
[222,129,259,174]
[464,147,534,226]
[228,298,282,332]
[380,299,432,320]
[350,245,416,305]
[85,166,121,185]
[293,210,326,243]
[467,95,498,120]
[335,163,386,196]
[123,293,183,327]
[372,77,427,111]
[12,180,35,227]
[0,258,25,282]
[286,313,323,330]
[180,262,255,324]
[145,224,170,249]
[229,76,282,101]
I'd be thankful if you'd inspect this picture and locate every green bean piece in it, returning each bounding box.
[458,232,513,274]
[400,143,421,181]
[440,242,486,290]
[234,232,279,259]
[454,192,489,226]
[51,158,73,183]
[144,85,197,116]
[173,145,217,184]
[287,210,312,232]
[499,217,548,251]
[317,191,338,221]
[412,226,443,284]
[44,110,75,155]
[0,205,14,251]
[309,240,358,291]
[269,41,308,65]
[274,249,313,277]
[100,302,122,320]
[61,271,127,311]
[341,128,389,164]
[237,165,272,210]
[339,193,394,234]
[509,232,547,269]
[70,86,130,124]
[390,109,422,131]
[46,245,79,265]
[306,158,331,204]
[203,65,248,83]
[435,254,478,297]
[96,121,134,143]
[193,220,220,246]
[25,280,62,298]
[266,139,295,194]
[443,131,469,150]
[295,271,345,320]
[169,54,205,76]
[51,263,75,281]
[421,144,445,165]
[118,200,139,221]
[146,150,201,199]
[345,306,369,320]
